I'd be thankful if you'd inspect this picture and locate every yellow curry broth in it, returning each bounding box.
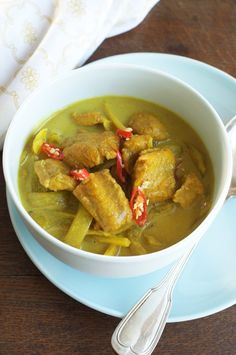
[18,96,214,256]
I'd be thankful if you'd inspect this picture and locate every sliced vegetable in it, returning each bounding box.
[69,168,90,181]
[130,187,148,226]
[116,128,133,140]
[48,131,62,145]
[104,102,127,130]
[32,128,48,154]
[47,224,72,240]
[95,235,130,247]
[86,230,130,247]
[27,191,76,211]
[64,205,93,248]
[30,210,74,230]
[104,244,119,256]
[129,239,147,255]
[41,142,64,160]
[116,150,126,183]
[103,118,114,131]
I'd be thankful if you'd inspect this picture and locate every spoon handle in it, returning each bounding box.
[111,244,196,355]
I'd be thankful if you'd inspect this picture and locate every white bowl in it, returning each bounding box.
[3,63,232,278]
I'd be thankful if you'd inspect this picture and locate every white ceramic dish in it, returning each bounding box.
[7,191,236,322]
[6,53,236,321]
[3,63,232,278]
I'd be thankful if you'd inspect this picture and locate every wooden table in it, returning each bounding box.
[1,1,236,354]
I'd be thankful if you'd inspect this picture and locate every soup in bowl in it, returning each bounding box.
[3,64,232,277]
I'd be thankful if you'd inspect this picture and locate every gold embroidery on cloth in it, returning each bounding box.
[2,0,54,64]
[23,22,38,45]
[21,66,39,91]
[69,0,85,16]
[0,86,20,109]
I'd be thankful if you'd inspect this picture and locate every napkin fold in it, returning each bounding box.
[0,0,160,149]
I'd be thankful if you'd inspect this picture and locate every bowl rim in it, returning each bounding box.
[3,62,233,264]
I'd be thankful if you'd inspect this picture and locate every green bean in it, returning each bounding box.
[102,118,114,131]
[104,244,119,256]
[104,102,126,130]
[64,205,93,248]
[86,231,130,247]
[32,128,48,154]
[47,225,71,240]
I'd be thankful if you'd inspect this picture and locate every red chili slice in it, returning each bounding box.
[116,150,126,183]
[69,168,90,181]
[130,187,148,226]
[116,128,133,139]
[41,143,64,160]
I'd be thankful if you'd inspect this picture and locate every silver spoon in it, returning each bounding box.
[111,116,236,355]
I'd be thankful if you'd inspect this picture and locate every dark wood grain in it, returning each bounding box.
[1,1,236,354]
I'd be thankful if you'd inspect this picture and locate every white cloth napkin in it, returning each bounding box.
[0,0,160,149]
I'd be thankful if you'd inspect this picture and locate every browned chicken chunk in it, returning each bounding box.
[73,169,132,232]
[133,148,176,203]
[63,131,119,168]
[34,159,76,191]
[122,134,153,174]
[72,111,106,126]
[129,112,169,140]
[173,173,204,208]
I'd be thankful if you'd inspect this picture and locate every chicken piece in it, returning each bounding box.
[129,112,169,140]
[122,134,153,174]
[73,169,132,232]
[133,148,176,203]
[34,159,76,192]
[72,111,106,126]
[63,131,119,168]
[173,173,204,208]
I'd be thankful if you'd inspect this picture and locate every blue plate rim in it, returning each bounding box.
[7,52,236,322]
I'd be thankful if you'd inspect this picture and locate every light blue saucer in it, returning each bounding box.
[7,53,236,322]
